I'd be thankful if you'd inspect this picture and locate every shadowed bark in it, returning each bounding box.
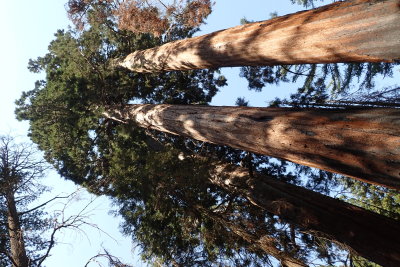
[6,193,29,267]
[210,163,400,267]
[118,0,400,72]
[104,104,400,189]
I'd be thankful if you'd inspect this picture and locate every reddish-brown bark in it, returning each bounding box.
[119,0,400,72]
[210,163,400,267]
[104,104,400,189]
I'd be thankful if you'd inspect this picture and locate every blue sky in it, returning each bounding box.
[0,1,140,266]
[0,0,358,266]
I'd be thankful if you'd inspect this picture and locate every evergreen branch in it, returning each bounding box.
[279,65,313,77]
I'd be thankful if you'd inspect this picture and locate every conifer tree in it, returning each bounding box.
[15,1,400,266]
[15,9,400,266]
[0,136,88,266]
[104,104,400,190]
[114,0,400,73]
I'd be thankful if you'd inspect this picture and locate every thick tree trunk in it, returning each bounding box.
[6,193,29,267]
[118,0,400,72]
[104,104,400,189]
[210,163,400,267]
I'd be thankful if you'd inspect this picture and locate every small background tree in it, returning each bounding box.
[0,135,116,266]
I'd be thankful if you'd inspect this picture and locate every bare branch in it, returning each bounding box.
[18,193,74,216]
[33,190,118,266]
[84,248,133,267]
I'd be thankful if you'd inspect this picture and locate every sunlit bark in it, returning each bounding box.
[104,104,400,189]
[119,0,400,72]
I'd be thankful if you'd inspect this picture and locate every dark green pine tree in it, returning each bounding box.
[16,13,226,188]
[16,22,311,266]
[16,5,292,266]
[14,7,320,267]
[113,147,309,266]
[15,1,400,266]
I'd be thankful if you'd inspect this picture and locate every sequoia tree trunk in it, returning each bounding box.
[6,193,29,267]
[209,163,400,267]
[118,0,400,72]
[104,104,400,189]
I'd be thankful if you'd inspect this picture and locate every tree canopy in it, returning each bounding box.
[15,0,400,266]
[67,0,212,37]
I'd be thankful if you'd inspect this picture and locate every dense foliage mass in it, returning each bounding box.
[15,0,400,266]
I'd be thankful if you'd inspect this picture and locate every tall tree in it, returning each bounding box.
[15,29,305,263]
[0,136,47,267]
[207,162,400,266]
[112,145,400,266]
[15,20,225,186]
[16,4,400,266]
[0,135,123,267]
[104,104,400,190]
[116,0,400,73]
[16,33,400,263]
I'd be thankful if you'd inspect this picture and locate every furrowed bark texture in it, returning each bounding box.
[119,0,400,72]
[104,105,400,189]
[6,193,29,267]
[211,163,400,266]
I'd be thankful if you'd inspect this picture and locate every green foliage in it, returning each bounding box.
[15,1,400,266]
[15,15,316,265]
[241,0,399,107]
[235,97,249,107]
[16,17,226,188]
[339,180,400,221]
[115,147,305,266]
[16,10,292,266]
[240,63,397,102]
